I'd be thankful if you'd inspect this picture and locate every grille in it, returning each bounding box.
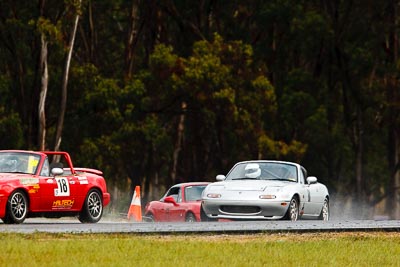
[220,205,261,214]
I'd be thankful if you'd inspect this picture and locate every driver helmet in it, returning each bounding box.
[244,163,261,178]
[5,158,18,172]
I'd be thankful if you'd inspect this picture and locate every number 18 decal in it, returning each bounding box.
[54,177,70,196]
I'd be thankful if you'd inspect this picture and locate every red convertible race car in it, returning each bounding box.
[0,150,110,224]
[144,182,210,222]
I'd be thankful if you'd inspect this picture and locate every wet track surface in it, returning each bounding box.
[1,218,400,234]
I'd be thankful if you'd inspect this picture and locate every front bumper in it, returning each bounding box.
[202,199,290,220]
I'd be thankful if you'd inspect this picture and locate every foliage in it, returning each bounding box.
[0,107,24,149]
[0,1,399,217]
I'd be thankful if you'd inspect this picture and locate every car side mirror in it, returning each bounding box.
[216,175,226,181]
[51,167,64,176]
[164,196,179,206]
[307,176,317,184]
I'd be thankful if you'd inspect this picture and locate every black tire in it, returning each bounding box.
[318,198,329,221]
[78,189,103,223]
[144,213,155,222]
[185,212,196,222]
[200,204,217,222]
[4,190,28,224]
[200,204,209,221]
[284,196,299,221]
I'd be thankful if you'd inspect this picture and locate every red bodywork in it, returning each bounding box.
[144,182,210,222]
[0,150,110,221]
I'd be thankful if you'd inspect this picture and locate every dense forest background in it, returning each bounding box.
[1,1,399,219]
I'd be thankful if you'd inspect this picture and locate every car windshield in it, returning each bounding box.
[185,185,207,201]
[226,162,298,182]
[0,152,41,175]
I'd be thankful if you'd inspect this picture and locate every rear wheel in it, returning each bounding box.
[78,189,103,223]
[284,197,299,221]
[185,212,196,222]
[4,190,28,224]
[318,198,329,221]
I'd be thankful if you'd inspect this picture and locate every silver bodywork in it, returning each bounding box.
[201,160,329,220]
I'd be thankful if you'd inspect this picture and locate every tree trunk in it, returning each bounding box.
[170,102,186,185]
[355,107,363,201]
[125,0,141,79]
[78,0,96,63]
[38,33,48,150]
[385,0,400,219]
[54,1,81,152]
[386,77,400,219]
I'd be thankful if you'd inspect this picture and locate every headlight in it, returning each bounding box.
[259,195,276,199]
[207,193,221,198]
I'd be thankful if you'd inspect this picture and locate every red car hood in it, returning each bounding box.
[0,172,33,180]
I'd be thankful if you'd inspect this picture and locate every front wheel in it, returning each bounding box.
[4,190,28,224]
[144,213,155,222]
[284,197,299,221]
[79,189,103,223]
[200,204,217,222]
[318,198,329,221]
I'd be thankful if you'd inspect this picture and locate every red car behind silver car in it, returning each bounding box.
[144,182,210,222]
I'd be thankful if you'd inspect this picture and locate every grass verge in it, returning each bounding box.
[1,231,399,266]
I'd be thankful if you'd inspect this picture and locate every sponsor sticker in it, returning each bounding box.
[52,199,74,209]
[28,188,39,194]
[54,177,70,196]
[20,178,39,185]
[77,176,88,184]
[27,156,39,174]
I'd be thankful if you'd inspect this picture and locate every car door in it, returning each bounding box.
[167,187,186,221]
[297,168,315,216]
[39,162,81,211]
[151,186,180,221]
[151,201,169,221]
[307,183,325,215]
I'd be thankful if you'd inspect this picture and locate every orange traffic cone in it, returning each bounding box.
[127,185,142,221]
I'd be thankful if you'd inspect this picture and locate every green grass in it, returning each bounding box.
[1,232,399,266]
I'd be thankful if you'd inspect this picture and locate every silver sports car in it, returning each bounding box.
[201,160,329,221]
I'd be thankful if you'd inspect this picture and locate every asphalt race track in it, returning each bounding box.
[1,218,400,234]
